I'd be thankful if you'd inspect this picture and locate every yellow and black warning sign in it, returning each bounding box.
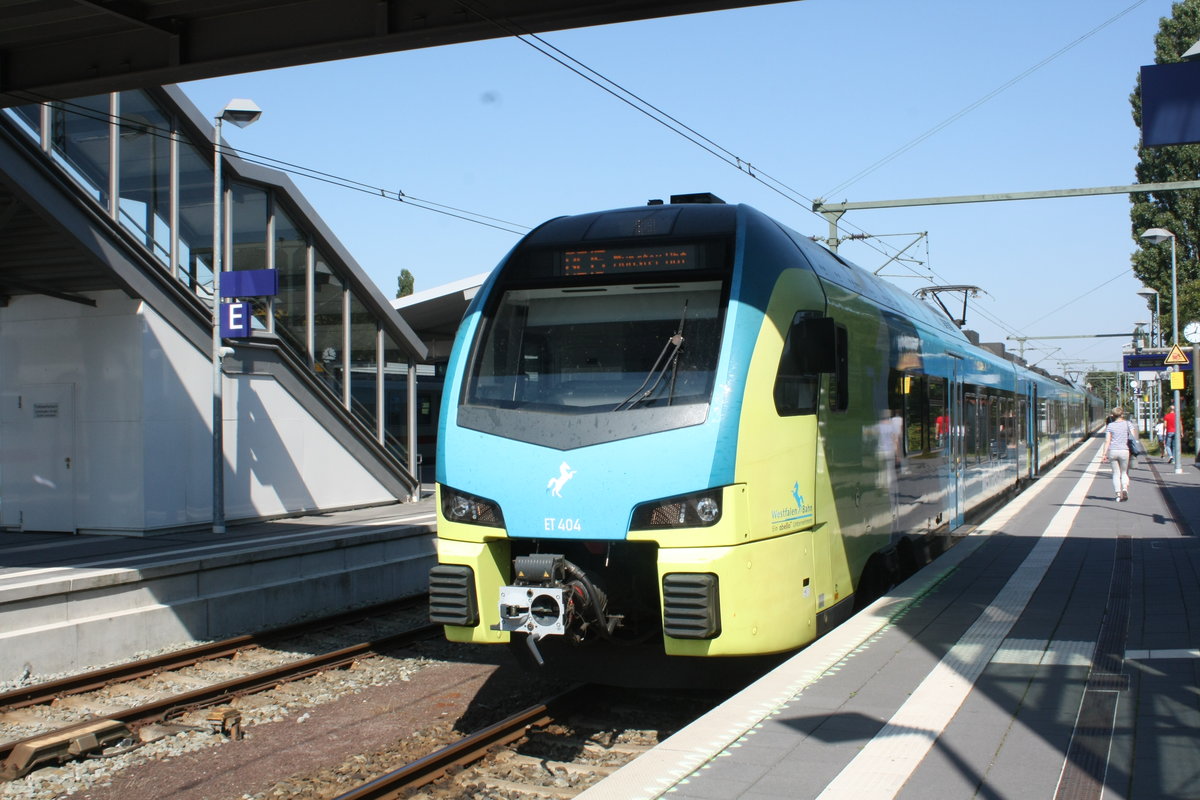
[1164,344,1191,366]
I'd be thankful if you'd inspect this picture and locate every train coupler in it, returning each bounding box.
[491,584,567,666]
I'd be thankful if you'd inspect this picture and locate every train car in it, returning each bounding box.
[428,194,1101,683]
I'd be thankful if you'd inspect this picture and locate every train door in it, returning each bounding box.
[1028,384,1040,478]
[1016,382,1030,479]
[948,356,965,528]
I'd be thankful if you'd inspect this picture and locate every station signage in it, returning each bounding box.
[220,302,253,337]
[1164,344,1191,366]
[218,269,278,339]
[1123,352,1175,372]
[220,269,279,299]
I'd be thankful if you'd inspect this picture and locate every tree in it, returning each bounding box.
[1130,0,1200,340]
[396,269,415,299]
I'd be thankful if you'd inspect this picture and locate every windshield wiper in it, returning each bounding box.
[613,301,688,411]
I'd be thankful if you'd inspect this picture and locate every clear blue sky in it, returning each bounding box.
[181,0,1174,379]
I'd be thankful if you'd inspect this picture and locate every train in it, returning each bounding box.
[427,193,1102,685]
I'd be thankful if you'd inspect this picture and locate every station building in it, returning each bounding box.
[0,85,428,536]
[392,272,489,464]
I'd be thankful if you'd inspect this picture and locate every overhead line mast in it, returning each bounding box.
[812,180,1200,252]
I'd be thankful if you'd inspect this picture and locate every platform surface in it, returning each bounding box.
[0,502,436,584]
[0,500,437,681]
[580,440,1200,800]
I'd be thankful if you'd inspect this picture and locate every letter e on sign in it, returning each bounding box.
[220,302,253,337]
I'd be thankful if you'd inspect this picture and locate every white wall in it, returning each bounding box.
[1,290,394,534]
[2,292,146,532]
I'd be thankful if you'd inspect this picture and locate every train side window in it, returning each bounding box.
[829,324,848,412]
[927,376,947,452]
[965,392,980,463]
[773,312,833,415]
[902,374,927,454]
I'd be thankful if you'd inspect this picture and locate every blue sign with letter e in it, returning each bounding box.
[221,302,253,337]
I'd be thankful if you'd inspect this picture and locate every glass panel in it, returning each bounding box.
[229,182,269,329]
[50,95,111,206]
[273,204,308,352]
[229,182,268,272]
[965,393,980,464]
[773,312,823,416]
[829,326,849,412]
[177,138,215,296]
[6,104,41,140]
[117,90,172,267]
[928,376,947,451]
[313,252,345,395]
[997,397,1013,459]
[349,293,378,429]
[903,374,926,455]
[466,281,724,413]
[383,334,411,464]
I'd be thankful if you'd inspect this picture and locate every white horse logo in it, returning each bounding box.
[546,462,576,497]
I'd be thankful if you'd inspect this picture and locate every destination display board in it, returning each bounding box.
[1124,352,1184,372]
[559,244,702,277]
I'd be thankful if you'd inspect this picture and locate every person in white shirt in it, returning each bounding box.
[1100,406,1137,502]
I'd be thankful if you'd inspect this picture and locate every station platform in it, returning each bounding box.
[581,439,1200,800]
[0,499,437,684]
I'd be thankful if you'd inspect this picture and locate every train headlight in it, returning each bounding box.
[694,495,720,524]
[439,485,505,528]
[630,489,723,529]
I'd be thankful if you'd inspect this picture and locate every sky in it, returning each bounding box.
[180,0,1178,382]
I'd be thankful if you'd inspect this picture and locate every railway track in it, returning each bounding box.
[2,599,730,798]
[0,599,423,712]
[327,684,723,800]
[0,602,437,780]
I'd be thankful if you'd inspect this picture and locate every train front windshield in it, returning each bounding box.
[466,280,725,414]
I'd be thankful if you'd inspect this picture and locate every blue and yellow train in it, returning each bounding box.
[428,194,1101,682]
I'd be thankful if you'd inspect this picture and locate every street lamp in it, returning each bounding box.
[1137,287,1160,347]
[212,98,262,533]
[1140,228,1183,473]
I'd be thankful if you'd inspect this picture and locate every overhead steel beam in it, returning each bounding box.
[0,0,797,107]
[0,276,98,306]
[813,179,1200,251]
[813,180,1200,213]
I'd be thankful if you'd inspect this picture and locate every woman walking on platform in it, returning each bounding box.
[1163,405,1177,463]
[1100,406,1136,502]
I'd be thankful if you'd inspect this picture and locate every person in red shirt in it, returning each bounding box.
[1163,405,1177,463]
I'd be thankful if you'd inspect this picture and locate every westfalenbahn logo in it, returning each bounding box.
[770,481,814,531]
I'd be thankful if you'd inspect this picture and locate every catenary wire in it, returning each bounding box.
[454,0,1142,361]
[0,86,1103,361]
[821,0,1150,200]
[0,80,1095,360]
[1020,265,1136,331]
[448,0,914,262]
[0,90,530,236]
[2,54,1124,365]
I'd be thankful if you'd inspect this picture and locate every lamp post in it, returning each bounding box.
[1140,228,1183,473]
[1138,287,1162,437]
[212,99,262,533]
[1134,322,1148,432]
